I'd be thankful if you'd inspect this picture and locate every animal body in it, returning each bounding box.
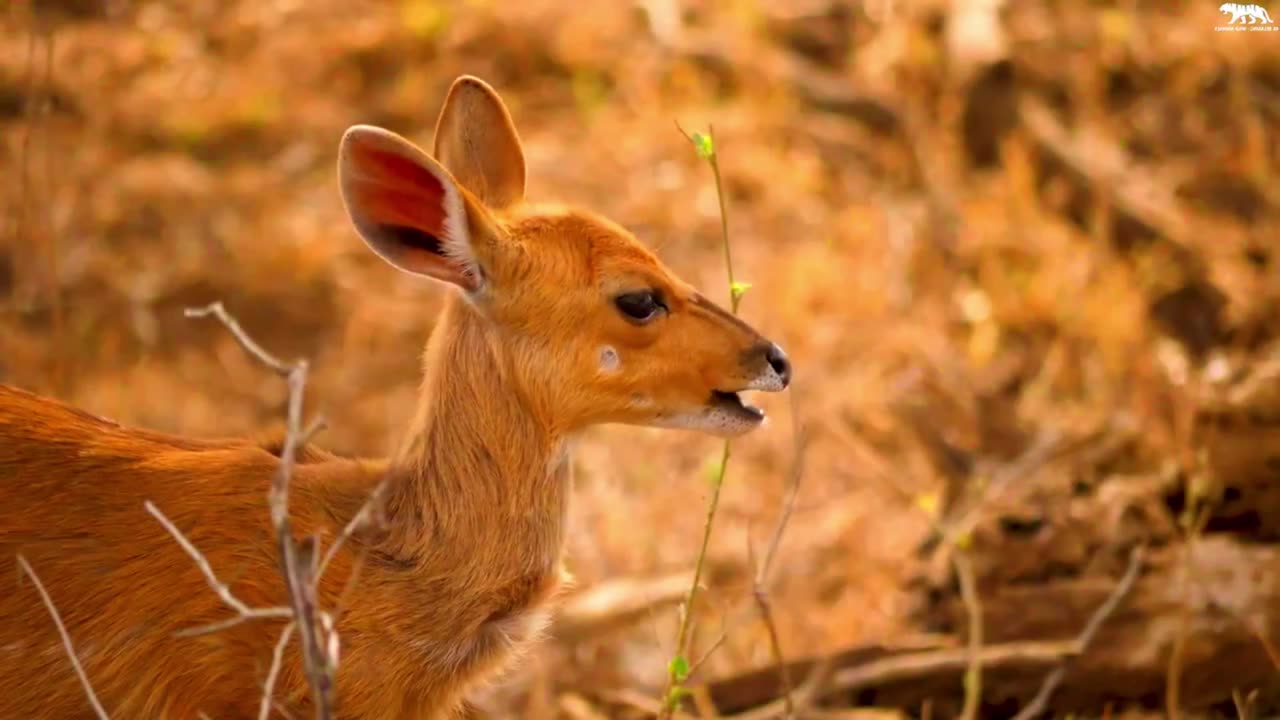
[0,76,791,718]
[1219,3,1275,23]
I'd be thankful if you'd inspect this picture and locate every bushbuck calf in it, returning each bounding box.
[0,75,791,718]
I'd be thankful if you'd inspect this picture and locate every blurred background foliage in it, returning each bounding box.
[2,0,1278,717]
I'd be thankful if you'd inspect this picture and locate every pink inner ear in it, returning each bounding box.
[348,144,449,239]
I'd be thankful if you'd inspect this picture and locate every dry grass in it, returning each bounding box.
[2,0,1277,717]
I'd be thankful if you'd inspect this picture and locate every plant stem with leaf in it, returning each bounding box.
[661,125,749,716]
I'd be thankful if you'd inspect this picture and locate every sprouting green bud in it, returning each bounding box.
[668,654,690,683]
[691,131,714,160]
[664,685,692,710]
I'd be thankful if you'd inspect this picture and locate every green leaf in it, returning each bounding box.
[668,654,691,683]
[730,280,752,303]
[691,131,715,160]
[664,684,692,710]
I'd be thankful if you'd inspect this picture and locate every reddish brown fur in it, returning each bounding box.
[0,76,788,718]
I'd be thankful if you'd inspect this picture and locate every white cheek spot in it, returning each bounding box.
[598,346,621,373]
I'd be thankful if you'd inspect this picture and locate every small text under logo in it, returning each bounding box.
[1216,3,1278,31]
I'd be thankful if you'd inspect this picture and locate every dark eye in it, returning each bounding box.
[614,290,665,323]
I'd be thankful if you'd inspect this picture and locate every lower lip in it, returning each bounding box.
[711,391,764,420]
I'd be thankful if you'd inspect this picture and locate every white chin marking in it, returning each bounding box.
[651,408,764,437]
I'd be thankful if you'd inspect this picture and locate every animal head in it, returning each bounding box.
[337,75,790,437]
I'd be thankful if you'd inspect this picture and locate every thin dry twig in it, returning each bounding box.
[275,470,337,719]
[827,640,1080,698]
[725,638,1083,720]
[301,416,329,446]
[185,302,293,375]
[316,478,389,581]
[756,391,808,585]
[596,688,700,719]
[1011,545,1146,720]
[15,2,38,304]
[788,656,838,719]
[1167,374,1212,720]
[1167,509,1207,720]
[954,551,982,720]
[28,13,66,392]
[732,632,1090,717]
[686,624,730,686]
[1232,688,1258,720]
[724,655,833,720]
[17,554,110,720]
[558,693,610,720]
[691,685,723,719]
[260,621,297,720]
[747,391,809,718]
[893,396,988,720]
[144,500,294,634]
[186,300,338,719]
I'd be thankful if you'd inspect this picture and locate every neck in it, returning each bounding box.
[382,294,571,573]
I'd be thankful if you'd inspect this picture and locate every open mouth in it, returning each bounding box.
[710,390,765,421]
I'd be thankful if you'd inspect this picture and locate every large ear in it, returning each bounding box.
[338,125,483,292]
[432,75,526,210]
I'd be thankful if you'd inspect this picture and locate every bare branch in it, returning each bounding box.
[186,301,339,719]
[716,548,1144,720]
[185,302,293,375]
[17,554,110,720]
[1012,546,1146,720]
[280,530,337,718]
[301,416,328,446]
[686,627,729,685]
[317,478,389,582]
[260,621,296,720]
[175,613,289,639]
[145,500,293,631]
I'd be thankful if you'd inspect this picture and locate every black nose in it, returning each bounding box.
[766,343,791,388]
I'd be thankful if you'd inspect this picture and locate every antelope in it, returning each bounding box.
[0,75,791,718]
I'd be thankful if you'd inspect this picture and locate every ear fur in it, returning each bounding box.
[338,125,483,291]
[432,76,527,211]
